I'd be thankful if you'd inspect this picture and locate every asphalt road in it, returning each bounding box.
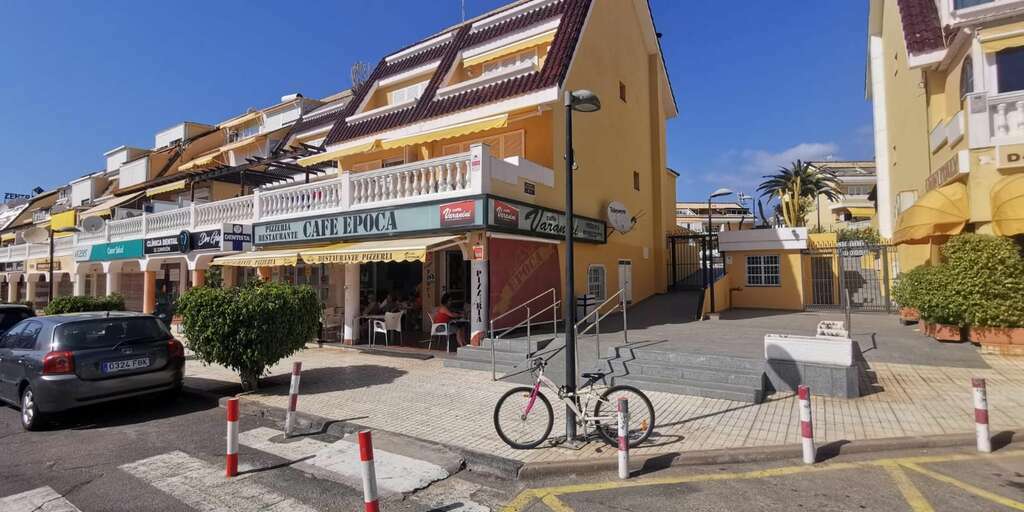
[0,390,510,511]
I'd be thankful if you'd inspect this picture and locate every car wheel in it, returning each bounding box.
[20,386,46,431]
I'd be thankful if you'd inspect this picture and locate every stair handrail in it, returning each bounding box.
[487,288,559,381]
[574,288,629,363]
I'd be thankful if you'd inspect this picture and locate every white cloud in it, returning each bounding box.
[701,142,840,188]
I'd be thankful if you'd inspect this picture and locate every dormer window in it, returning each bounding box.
[388,80,429,106]
[228,123,260,143]
[481,49,538,77]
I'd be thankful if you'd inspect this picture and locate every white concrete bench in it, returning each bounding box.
[763,333,860,398]
[764,333,854,367]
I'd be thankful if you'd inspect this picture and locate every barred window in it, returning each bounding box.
[587,265,606,301]
[746,255,780,287]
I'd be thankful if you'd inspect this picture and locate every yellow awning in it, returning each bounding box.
[211,249,301,268]
[219,111,262,130]
[1,233,14,242]
[463,30,556,67]
[893,182,969,244]
[379,115,509,150]
[299,235,461,264]
[992,174,1024,236]
[50,210,77,238]
[178,149,226,172]
[846,207,876,218]
[146,179,188,197]
[297,140,382,167]
[981,21,1024,53]
[81,191,145,218]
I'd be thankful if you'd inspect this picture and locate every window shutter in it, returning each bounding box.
[502,131,524,158]
[441,144,462,156]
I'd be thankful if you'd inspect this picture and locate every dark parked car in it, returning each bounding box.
[0,304,35,336]
[0,312,185,430]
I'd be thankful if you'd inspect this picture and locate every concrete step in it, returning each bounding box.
[442,357,518,374]
[599,358,765,388]
[611,374,766,403]
[480,337,559,354]
[608,346,765,372]
[454,346,533,365]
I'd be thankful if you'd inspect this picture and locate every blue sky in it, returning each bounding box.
[0,0,873,202]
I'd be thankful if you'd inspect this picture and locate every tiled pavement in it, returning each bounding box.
[185,346,1024,465]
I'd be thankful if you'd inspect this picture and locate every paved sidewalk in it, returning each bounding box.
[185,346,1024,466]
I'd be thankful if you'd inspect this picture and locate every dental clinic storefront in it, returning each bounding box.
[223,195,605,348]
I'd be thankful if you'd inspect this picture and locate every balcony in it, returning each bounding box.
[1,144,549,256]
[966,90,1024,147]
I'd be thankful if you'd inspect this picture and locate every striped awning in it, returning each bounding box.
[298,235,461,264]
[210,248,301,268]
[992,174,1024,236]
[378,114,508,150]
[297,139,382,167]
[146,179,187,197]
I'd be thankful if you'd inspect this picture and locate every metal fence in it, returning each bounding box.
[803,241,898,312]
[667,234,722,291]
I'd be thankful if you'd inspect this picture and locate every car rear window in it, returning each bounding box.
[55,317,171,350]
[0,311,31,333]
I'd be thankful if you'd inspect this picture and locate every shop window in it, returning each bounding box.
[746,255,780,287]
[587,265,606,301]
[997,47,1024,93]
[633,171,640,191]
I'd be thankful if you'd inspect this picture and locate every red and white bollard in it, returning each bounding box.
[358,430,380,512]
[973,378,991,453]
[798,385,815,464]
[285,362,302,436]
[226,397,239,478]
[617,396,630,479]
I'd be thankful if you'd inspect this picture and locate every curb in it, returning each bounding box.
[517,428,1023,480]
[217,395,525,480]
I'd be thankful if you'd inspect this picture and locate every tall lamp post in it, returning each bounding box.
[563,89,600,443]
[48,226,80,303]
[706,188,733,315]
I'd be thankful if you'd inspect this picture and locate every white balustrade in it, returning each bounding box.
[969,90,1024,147]
[259,178,346,219]
[195,196,255,227]
[107,216,144,241]
[349,153,473,207]
[146,207,192,234]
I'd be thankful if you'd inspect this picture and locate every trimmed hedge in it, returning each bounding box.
[44,294,126,315]
[943,234,1024,328]
[175,281,320,390]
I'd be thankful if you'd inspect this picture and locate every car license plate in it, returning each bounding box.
[102,357,150,374]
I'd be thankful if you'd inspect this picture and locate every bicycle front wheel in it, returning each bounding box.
[493,386,554,449]
[594,385,655,448]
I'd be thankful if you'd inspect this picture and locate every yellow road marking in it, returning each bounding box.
[500,450,1024,512]
[880,463,934,512]
[539,493,574,512]
[902,462,1024,510]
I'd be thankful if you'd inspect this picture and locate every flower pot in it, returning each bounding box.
[971,326,1024,355]
[927,322,964,343]
[899,307,920,325]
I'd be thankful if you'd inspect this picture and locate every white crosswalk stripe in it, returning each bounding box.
[0,486,82,512]
[120,450,317,512]
[239,426,449,496]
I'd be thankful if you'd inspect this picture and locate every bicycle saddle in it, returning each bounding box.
[581,372,605,380]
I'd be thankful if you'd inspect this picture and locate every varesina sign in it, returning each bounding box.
[253,199,484,245]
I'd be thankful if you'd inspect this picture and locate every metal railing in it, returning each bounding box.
[488,288,560,381]
[574,288,629,366]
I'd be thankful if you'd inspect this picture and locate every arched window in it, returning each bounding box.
[961,57,974,98]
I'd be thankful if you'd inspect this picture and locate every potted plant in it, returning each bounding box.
[913,264,967,342]
[891,266,927,325]
[942,235,1024,353]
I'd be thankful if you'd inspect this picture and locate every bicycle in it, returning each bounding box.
[492,354,655,449]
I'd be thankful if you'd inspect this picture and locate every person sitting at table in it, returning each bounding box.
[434,293,467,347]
[362,293,384,316]
[381,291,402,313]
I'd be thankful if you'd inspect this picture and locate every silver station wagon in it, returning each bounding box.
[0,312,185,430]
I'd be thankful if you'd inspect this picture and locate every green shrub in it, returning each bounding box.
[942,234,1024,328]
[891,264,930,311]
[44,294,126,315]
[175,281,320,390]
[837,227,881,245]
[907,264,968,326]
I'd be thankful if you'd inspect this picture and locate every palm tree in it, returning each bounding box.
[757,160,841,227]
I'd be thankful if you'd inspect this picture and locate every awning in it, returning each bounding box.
[846,207,876,218]
[146,179,187,197]
[463,30,557,67]
[81,191,146,218]
[297,140,382,167]
[211,249,301,267]
[981,21,1024,53]
[1,233,14,242]
[379,114,509,150]
[219,111,262,130]
[892,182,969,244]
[299,235,462,264]
[50,210,77,238]
[178,149,227,172]
[992,174,1024,236]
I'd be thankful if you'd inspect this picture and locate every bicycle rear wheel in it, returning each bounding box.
[493,386,554,449]
[593,385,655,448]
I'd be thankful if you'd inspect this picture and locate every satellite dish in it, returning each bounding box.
[82,216,105,233]
[22,226,49,244]
[606,201,634,234]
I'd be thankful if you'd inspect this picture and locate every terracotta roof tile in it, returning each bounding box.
[323,0,591,146]
[897,0,946,55]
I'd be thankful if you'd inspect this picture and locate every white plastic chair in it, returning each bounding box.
[371,319,388,347]
[426,312,454,351]
[384,311,404,346]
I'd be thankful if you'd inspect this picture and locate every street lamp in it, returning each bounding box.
[48,226,80,303]
[563,89,600,443]
[706,188,732,315]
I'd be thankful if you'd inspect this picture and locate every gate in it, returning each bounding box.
[667,234,723,291]
[803,241,898,312]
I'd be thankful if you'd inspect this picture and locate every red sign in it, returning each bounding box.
[472,244,484,260]
[492,200,519,228]
[440,200,476,227]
